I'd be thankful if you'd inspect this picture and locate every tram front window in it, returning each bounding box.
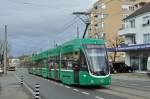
[84,44,109,76]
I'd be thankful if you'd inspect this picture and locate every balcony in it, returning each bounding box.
[118,27,136,36]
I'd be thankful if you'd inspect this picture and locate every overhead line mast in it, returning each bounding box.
[72,12,90,39]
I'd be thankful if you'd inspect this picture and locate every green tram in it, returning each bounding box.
[28,38,111,86]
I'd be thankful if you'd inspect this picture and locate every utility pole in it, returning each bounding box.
[3,25,7,74]
[76,26,79,38]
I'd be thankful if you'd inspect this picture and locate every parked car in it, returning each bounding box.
[147,57,150,76]
[110,62,133,73]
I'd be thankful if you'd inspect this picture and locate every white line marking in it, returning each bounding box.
[60,84,63,86]
[65,86,70,89]
[119,82,125,84]
[130,84,137,86]
[95,96,104,99]
[73,89,79,92]
[144,86,150,88]
[81,92,89,95]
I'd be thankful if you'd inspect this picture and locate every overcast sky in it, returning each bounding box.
[0,0,96,56]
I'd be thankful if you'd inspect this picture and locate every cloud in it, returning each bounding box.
[0,0,96,56]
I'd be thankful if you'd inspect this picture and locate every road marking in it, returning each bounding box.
[144,86,150,88]
[73,89,79,92]
[119,82,125,84]
[60,84,64,86]
[95,96,104,99]
[130,84,138,86]
[65,86,70,89]
[81,92,89,95]
[54,82,58,85]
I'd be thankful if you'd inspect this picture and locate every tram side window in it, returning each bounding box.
[48,56,56,69]
[43,59,48,67]
[61,52,74,70]
[54,58,60,70]
[48,59,54,69]
[37,61,39,68]
[80,52,88,71]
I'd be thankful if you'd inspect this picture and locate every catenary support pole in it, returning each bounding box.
[3,25,7,74]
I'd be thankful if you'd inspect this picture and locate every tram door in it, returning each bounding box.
[73,62,79,84]
[54,63,58,80]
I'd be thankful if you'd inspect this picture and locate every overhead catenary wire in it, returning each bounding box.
[53,17,84,45]
[57,17,79,34]
[54,19,80,42]
[7,0,76,12]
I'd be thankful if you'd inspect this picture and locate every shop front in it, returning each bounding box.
[108,43,150,71]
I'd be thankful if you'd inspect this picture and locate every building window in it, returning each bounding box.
[95,2,106,9]
[94,5,98,9]
[122,5,129,11]
[94,24,98,27]
[101,3,106,9]
[98,13,108,19]
[142,16,150,27]
[144,33,150,43]
[95,22,105,29]
[101,22,104,28]
[130,19,135,28]
[129,6,134,11]
[122,14,128,19]
[94,14,98,18]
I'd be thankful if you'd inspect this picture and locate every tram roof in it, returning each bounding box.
[31,38,105,61]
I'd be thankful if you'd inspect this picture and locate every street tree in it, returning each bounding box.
[108,36,124,62]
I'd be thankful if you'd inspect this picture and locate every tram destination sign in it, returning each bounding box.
[86,44,105,49]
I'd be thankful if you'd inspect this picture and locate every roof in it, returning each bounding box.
[31,38,105,61]
[124,2,150,20]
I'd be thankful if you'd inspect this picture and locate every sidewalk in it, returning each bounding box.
[111,73,150,81]
[0,71,34,99]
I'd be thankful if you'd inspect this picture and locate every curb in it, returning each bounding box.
[14,72,42,99]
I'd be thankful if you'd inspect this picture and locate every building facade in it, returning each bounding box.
[118,2,150,71]
[88,0,150,62]
[88,0,138,46]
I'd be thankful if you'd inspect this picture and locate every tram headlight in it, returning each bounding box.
[91,80,94,84]
[83,74,87,77]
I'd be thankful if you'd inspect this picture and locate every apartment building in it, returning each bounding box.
[117,2,150,71]
[88,0,137,46]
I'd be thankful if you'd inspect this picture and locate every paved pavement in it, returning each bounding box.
[0,71,34,99]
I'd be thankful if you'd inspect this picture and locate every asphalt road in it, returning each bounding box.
[15,68,150,99]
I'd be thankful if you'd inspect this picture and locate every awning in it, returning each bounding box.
[107,43,150,52]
